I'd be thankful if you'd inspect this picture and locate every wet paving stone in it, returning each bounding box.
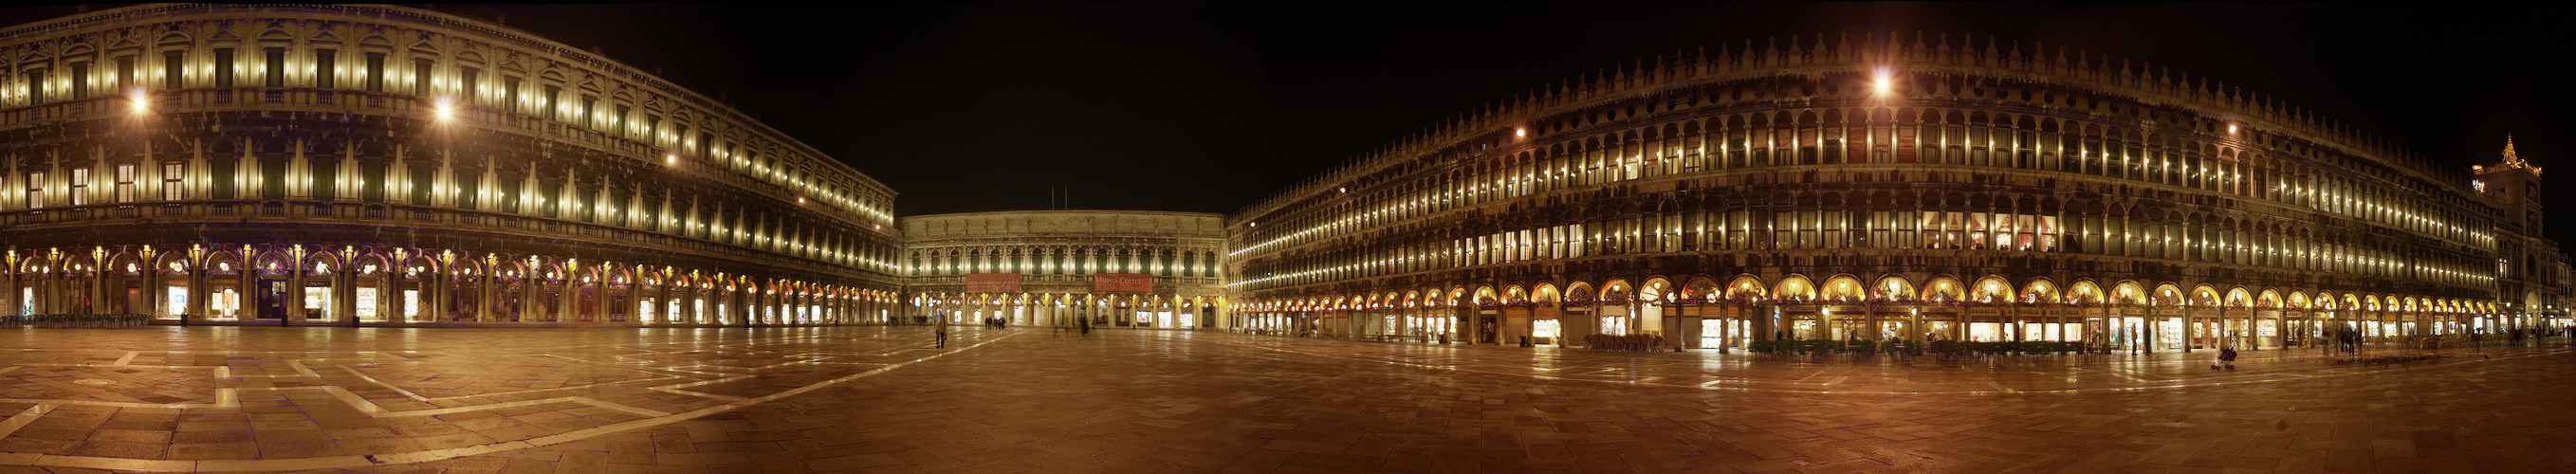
[2,326,2573,472]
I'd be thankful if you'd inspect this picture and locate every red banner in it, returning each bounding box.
[964,273,1022,292]
[1092,273,1153,293]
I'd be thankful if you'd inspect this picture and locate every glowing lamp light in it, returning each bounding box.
[1515,128,1527,138]
[128,89,150,116]
[432,98,454,122]
[666,154,677,165]
[2227,123,2238,135]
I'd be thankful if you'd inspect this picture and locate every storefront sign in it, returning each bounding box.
[1091,273,1152,293]
[964,273,1022,292]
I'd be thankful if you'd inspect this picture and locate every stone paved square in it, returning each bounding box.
[3,326,2574,472]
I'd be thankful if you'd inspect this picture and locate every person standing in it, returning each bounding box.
[935,313,950,348]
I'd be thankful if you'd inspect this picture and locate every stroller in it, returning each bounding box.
[2211,347,2237,371]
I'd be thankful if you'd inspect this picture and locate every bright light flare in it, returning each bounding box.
[1870,66,1893,96]
[127,88,151,116]
[432,98,454,122]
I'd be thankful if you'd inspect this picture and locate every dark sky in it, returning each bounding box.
[4,3,2569,242]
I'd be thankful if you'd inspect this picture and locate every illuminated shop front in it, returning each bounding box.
[0,5,904,326]
[1226,34,2567,350]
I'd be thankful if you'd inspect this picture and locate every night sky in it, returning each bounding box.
[4,3,2569,242]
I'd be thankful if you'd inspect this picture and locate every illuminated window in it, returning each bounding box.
[25,172,44,208]
[161,162,183,201]
[68,168,88,206]
[114,165,134,203]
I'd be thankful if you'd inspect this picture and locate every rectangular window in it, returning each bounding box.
[504,77,520,113]
[614,104,631,135]
[411,59,432,95]
[115,164,135,203]
[364,52,385,92]
[23,69,43,104]
[26,172,44,209]
[161,162,184,200]
[71,62,88,99]
[315,50,335,89]
[117,56,135,91]
[460,67,479,103]
[263,48,285,87]
[68,168,88,206]
[542,84,560,119]
[580,95,598,128]
[164,51,183,89]
[213,48,234,87]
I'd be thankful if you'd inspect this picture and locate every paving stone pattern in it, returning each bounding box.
[2,326,2573,473]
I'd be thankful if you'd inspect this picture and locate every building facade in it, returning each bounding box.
[901,210,1226,329]
[0,4,904,326]
[1225,33,2568,351]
